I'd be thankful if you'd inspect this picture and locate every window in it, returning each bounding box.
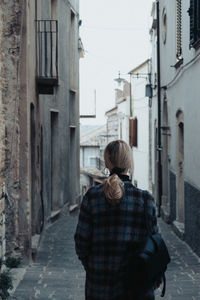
[129,118,137,148]
[188,0,200,48]
[69,90,76,127]
[51,0,58,19]
[70,10,76,90]
[176,0,182,60]
[89,157,97,167]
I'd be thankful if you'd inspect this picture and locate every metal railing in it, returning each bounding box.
[36,20,58,79]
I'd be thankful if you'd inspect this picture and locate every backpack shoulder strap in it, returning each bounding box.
[143,190,152,236]
[143,191,167,298]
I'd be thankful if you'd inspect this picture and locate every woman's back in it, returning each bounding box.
[75,175,157,300]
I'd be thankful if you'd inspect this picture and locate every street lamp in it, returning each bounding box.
[114,72,133,117]
[114,71,125,86]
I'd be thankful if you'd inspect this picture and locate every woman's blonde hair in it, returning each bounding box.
[103,140,133,204]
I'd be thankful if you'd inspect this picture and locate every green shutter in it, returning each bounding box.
[188,0,200,47]
[189,0,195,46]
[197,0,200,40]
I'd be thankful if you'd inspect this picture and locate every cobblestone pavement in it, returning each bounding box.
[9,213,85,300]
[9,213,200,300]
[155,220,200,300]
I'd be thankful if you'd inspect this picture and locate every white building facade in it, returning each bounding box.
[80,125,107,169]
[129,60,151,190]
[105,80,130,146]
[150,0,200,257]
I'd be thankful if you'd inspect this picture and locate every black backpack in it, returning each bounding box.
[124,193,171,297]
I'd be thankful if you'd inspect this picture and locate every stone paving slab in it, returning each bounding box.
[155,219,200,299]
[9,214,85,300]
[9,213,200,300]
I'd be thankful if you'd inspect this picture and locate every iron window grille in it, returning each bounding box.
[36,20,58,80]
[176,0,182,60]
[188,0,200,48]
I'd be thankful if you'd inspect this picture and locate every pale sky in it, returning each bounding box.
[79,0,153,125]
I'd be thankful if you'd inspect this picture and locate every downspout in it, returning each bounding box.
[35,0,37,19]
[129,74,133,118]
[156,0,162,217]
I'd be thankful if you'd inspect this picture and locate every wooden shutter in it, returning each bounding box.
[129,118,138,148]
[133,118,138,147]
[129,119,134,148]
[176,0,182,59]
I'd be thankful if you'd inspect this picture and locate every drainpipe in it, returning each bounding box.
[156,0,162,217]
[129,74,133,118]
[35,0,37,20]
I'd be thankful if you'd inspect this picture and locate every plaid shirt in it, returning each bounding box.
[74,175,158,300]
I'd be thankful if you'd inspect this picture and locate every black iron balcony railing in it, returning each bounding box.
[36,20,58,94]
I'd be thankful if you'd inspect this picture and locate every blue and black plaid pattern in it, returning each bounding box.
[74,179,158,300]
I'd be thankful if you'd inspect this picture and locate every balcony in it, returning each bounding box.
[36,20,58,94]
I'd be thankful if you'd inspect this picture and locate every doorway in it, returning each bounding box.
[162,101,170,216]
[30,104,36,234]
[51,111,59,211]
[176,110,184,226]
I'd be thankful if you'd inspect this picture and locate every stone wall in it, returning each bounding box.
[0,0,80,261]
[0,0,23,256]
[0,0,32,258]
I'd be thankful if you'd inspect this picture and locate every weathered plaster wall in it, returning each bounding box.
[0,0,24,255]
[41,0,80,218]
[158,0,200,256]
[0,0,43,258]
[0,0,80,259]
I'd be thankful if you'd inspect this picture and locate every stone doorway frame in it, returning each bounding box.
[161,100,170,219]
[175,109,184,231]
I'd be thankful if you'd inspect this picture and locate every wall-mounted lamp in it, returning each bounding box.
[145,84,153,98]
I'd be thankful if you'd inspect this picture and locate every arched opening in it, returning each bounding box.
[162,100,170,217]
[176,110,184,227]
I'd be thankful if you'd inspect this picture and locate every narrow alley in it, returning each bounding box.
[9,212,85,300]
[9,212,200,300]
[1,1,200,299]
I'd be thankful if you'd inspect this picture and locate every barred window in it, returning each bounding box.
[188,0,200,48]
[176,0,182,60]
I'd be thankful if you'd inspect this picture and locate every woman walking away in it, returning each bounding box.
[74,140,158,300]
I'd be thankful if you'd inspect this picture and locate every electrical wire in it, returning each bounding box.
[84,49,126,69]
[133,104,148,110]
[164,51,200,89]
[81,25,147,31]
[133,96,149,101]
